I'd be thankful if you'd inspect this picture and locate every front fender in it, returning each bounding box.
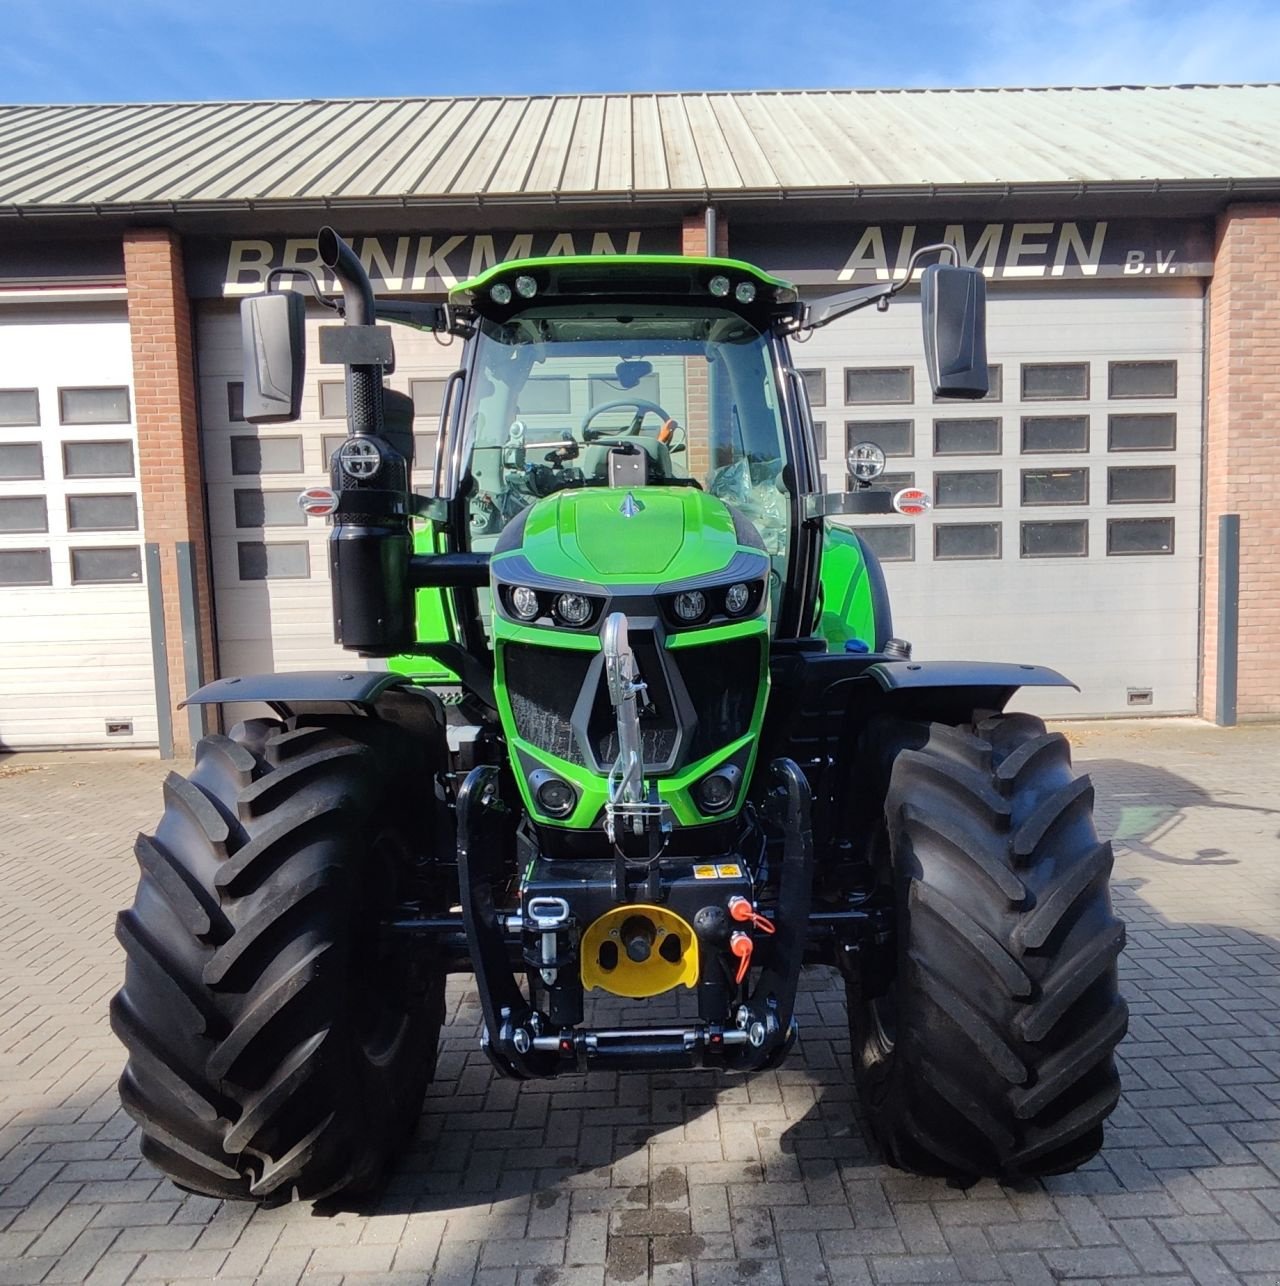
[181,670,409,710]
[864,659,1076,717]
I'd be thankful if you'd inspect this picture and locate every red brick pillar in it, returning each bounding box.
[1202,204,1280,720]
[124,228,217,752]
[681,208,729,257]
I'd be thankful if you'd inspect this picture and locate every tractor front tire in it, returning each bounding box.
[111,716,445,1203]
[848,713,1127,1180]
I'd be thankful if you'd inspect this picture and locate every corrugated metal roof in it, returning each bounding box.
[1,84,1278,213]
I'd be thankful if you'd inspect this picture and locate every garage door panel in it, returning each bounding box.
[813,281,1203,715]
[0,304,157,748]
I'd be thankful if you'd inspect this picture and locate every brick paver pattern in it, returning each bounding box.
[2,719,1279,1285]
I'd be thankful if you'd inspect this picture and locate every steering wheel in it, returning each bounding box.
[581,398,674,441]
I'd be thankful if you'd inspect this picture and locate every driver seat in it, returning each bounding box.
[581,437,673,483]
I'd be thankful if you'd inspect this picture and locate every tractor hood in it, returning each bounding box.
[492,487,765,589]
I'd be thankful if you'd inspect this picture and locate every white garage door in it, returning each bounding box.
[796,280,1204,716]
[196,301,457,682]
[0,303,157,749]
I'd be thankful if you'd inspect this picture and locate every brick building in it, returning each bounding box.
[0,85,1277,752]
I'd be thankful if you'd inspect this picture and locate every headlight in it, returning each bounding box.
[724,582,751,615]
[510,586,540,620]
[697,770,738,814]
[735,281,757,304]
[489,282,513,304]
[673,590,707,622]
[514,274,538,299]
[708,275,730,297]
[555,592,593,626]
[848,441,887,483]
[535,776,576,818]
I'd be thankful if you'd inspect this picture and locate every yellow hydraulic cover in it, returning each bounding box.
[580,904,699,998]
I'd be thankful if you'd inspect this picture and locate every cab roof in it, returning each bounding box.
[450,255,800,329]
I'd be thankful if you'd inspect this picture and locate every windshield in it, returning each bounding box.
[459,305,792,569]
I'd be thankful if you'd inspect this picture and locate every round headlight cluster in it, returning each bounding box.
[673,590,707,623]
[511,586,540,620]
[489,281,513,305]
[514,274,538,299]
[848,441,887,483]
[724,582,752,614]
[734,281,757,304]
[708,274,731,297]
[555,593,593,626]
[507,586,598,627]
[697,772,737,814]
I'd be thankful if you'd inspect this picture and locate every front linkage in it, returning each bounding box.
[458,756,814,1078]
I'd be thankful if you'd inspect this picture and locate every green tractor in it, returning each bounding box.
[112,230,1126,1203]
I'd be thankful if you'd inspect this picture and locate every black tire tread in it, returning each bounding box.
[850,712,1127,1181]
[113,716,446,1202]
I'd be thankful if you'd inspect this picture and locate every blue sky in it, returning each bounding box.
[3,0,1277,102]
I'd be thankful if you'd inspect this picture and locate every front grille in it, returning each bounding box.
[502,633,762,772]
[503,643,591,766]
[587,635,679,769]
[680,637,762,761]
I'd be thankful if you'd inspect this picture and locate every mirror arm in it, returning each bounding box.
[802,242,961,331]
[264,267,342,313]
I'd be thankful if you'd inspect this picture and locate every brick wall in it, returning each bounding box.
[123,229,217,751]
[681,210,730,257]
[1203,204,1280,720]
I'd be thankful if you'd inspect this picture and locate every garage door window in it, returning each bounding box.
[846,420,913,457]
[237,541,310,580]
[59,387,131,425]
[319,382,347,419]
[62,440,134,479]
[852,525,914,561]
[845,367,913,404]
[935,523,1001,560]
[230,436,303,475]
[1021,468,1088,506]
[812,421,827,459]
[71,547,143,584]
[0,443,43,479]
[934,418,1001,456]
[1108,517,1174,555]
[1109,360,1176,399]
[1021,520,1088,558]
[233,489,307,528]
[1021,363,1089,400]
[0,549,52,585]
[798,369,826,407]
[227,382,245,423]
[1108,414,1176,452]
[934,470,1001,508]
[879,471,916,493]
[411,378,450,417]
[67,494,140,531]
[0,496,47,533]
[1108,466,1175,503]
[1021,415,1089,453]
[0,389,39,426]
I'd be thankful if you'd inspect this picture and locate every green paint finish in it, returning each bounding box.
[505,487,746,584]
[817,522,877,653]
[452,254,793,303]
[664,617,767,651]
[387,522,458,683]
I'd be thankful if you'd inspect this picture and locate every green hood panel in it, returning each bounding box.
[502,487,748,584]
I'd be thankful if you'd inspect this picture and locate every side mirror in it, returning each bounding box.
[921,264,988,400]
[240,292,306,423]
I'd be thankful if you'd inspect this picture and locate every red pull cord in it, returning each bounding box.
[730,931,753,984]
[728,896,776,935]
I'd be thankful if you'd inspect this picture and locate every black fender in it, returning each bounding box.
[181,669,410,713]
[863,659,1076,721]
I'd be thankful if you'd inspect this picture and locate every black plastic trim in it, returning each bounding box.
[181,670,409,707]
[866,660,1076,692]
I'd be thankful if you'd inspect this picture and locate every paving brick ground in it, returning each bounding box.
[2,718,1280,1285]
